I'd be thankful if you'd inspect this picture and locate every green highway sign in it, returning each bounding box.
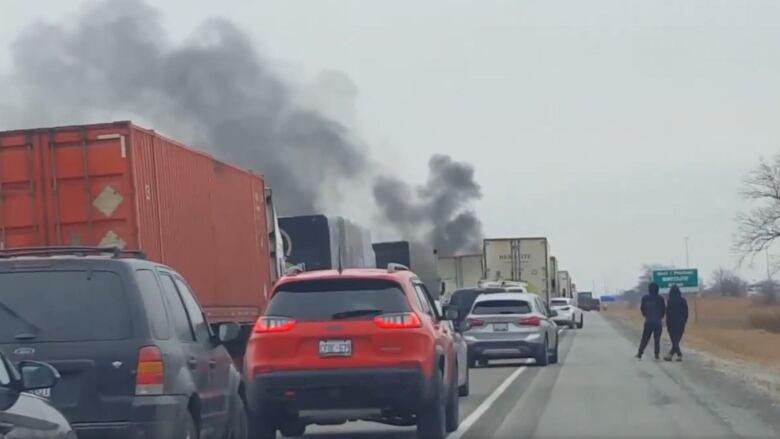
[652,269,699,289]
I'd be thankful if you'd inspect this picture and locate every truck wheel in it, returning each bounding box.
[458,366,470,397]
[536,337,549,367]
[182,412,198,439]
[417,367,446,439]
[550,336,559,365]
[280,421,306,437]
[226,395,248,439]
[446,368,460,433]
[248,413,276,439]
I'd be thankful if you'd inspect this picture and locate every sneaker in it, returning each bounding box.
[635,353,642,360]
[664,355,673,362]
[655,355,661,361]
[676,355,683,362]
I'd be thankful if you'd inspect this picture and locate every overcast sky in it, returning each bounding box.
[2,0,779,292]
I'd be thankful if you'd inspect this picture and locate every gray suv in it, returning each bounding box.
[0,247,247,439]
[462,293,560,367]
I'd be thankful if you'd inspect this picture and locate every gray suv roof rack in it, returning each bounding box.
[0,246,146,259]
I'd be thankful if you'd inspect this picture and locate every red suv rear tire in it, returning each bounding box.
[416,367,447,439]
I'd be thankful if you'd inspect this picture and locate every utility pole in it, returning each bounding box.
[766,248,772,280]
[685,237,690,268]
[592,280,596,292]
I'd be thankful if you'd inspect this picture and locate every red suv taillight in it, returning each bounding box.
[254,316,296,333]
[466,318,485,327]
[135,346,164,395]
[374,312,421,329]
[518,316,541,326]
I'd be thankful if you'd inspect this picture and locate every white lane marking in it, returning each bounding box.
[558,328,564,334]
[449,366,528,439]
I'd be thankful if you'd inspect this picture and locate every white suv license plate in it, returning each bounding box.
[493,323,509,332]
[319,340,352,357]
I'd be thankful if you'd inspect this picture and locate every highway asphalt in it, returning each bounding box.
[277,313,780,438]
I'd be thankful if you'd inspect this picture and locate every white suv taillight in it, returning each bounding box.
[135,346,164,395]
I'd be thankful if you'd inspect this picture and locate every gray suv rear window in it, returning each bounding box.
[0,270,131,342]
[267,279,410,321]
[472,300,532,315]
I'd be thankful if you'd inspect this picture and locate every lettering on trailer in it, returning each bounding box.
[498,253,531,261]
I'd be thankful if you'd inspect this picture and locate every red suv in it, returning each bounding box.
[244,265,461,439]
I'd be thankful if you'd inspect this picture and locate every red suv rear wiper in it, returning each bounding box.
[331,309,384,320]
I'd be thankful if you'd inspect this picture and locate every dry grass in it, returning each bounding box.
[604,297,780,370]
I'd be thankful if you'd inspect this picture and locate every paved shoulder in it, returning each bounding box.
[487,313,778,438]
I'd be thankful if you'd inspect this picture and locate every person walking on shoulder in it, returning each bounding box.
[664,285,689,361]
[636,282,666,360]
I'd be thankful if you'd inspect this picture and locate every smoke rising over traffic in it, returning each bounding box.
[0,0,482,254]
[374,155,483,254]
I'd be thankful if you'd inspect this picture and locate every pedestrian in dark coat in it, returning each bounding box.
[636,282,666,360]
[664,285,689,361]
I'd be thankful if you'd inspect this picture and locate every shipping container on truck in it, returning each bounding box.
[0,121,281,357]
[437,254,483,295]
[373,240,439,297]
[549,256,559,297]
[483,237,552,302]
[279,214,375,271]
[557,270,572,298]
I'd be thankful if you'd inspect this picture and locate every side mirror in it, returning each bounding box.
[19,361,59,391]
[0,356,21,411]
[0,387,20,411]
[549,310,559,318]
[217,322,241,343]
[443,306,459,321]
[458,320,472,332]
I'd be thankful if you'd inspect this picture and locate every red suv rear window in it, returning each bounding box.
[267,279,410,321]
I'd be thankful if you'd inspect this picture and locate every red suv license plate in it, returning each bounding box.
[319,339,352,357]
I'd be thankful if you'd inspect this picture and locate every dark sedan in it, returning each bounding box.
[0,353,75,439]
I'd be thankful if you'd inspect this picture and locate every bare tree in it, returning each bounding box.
[709,267,748,297]
[735,155,780,259]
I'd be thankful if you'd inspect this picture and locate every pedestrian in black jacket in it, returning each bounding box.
[664,285,689,361]
[636,282,666,360]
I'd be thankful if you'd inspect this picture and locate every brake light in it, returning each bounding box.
[518,316,541,326]
[374,313,422,329]
[466,318,485,327]
[254,317,296,333]
[135,346,164,395]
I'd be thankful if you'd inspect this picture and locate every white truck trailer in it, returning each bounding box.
[483,237,552,302]
[437,254,483,294]
[557,270,573,298]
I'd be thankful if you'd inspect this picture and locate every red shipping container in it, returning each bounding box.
[0,121,277,324]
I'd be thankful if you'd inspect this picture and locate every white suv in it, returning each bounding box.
[550,297,583,329]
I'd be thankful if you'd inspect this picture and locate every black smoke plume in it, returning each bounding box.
[0,0,483,254]
[0,0,364,215]
[374,155,483,255]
